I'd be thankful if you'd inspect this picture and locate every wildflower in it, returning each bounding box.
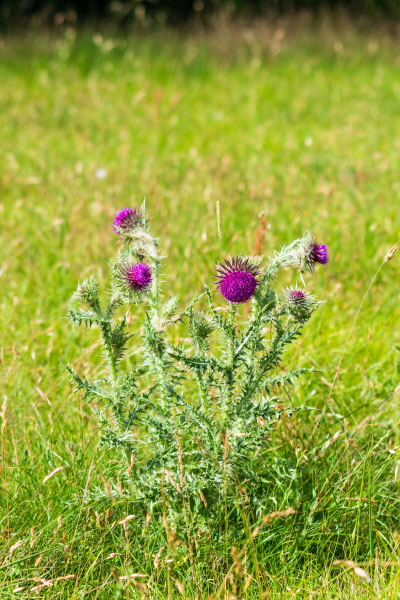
[284,287,317,322]
[308,242,328,267]
[121,262,152,291]
[282,231,328,273]
[113,207,142,235]
[113,261,152,300]
[288,289,307,303]
[215,257,259,304]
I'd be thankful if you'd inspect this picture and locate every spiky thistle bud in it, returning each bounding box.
[284,287,318,322]
[215,257,260,304]
[72,276,100,313]
[190,311,214,353]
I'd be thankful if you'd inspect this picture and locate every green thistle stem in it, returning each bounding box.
[228,303,237,371]
[196,368,208,413]
[100,316,132,464]
[100,320,117,387]
[223,303,237,424]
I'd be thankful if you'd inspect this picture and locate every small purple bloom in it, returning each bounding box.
[113,207,142,234]
[309,243,328,266]
[124,262,152,291]
[289,289,307,303]
[215,257,259,304]
[285,287,317,321]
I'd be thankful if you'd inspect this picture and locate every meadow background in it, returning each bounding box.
[1,15,400,599]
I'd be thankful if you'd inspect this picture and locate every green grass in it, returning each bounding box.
[1,20,400,598]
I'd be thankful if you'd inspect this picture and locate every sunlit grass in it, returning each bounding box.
[0,21,399,598]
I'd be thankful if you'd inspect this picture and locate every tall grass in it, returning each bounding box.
[0,21,399,598]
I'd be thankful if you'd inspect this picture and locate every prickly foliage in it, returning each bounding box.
[65,205,325,536]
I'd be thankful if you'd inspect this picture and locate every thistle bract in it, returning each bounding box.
[215,256,259,303]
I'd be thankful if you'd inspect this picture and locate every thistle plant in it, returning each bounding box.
[65,204,328,537]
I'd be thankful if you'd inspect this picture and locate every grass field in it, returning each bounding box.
[1,19,400,598]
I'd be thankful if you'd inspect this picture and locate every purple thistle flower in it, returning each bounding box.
[122,262,152,291]
[113,207,142,234]
[215,257,259,304]
[289,289,307,303]
[307,241,328,268]
[310,243,328,265]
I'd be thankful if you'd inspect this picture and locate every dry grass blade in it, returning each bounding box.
[99,472,116,504]
[8,539,23,555]
[118,515,137,525]
[216,200,222,242]
[30,582,52,592]
[164,470,182,495]
[35,386,51,406]
[321,430,341,455]
[333,560,371,582]
[83,460,94,501]
[42,467,65,484]
[53,575,75,582]
[231,547,243,577]
[29,575,75,592]
[254,213,267,255]
[174,578,185,594]
[127,453,135,477]
[3,539,23,564]
[1,398,7,435]
[200,489,208,507]
[119,573,147,580]
[153,546,165,568]
[384,244,398,262]
[252,507,296,538]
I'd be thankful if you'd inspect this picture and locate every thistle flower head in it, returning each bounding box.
[302,232,328,272]
[113,207,142,235]
[281,231,329,273]
[123,262,152,291]
[308,242,328,267]
[113,206,158,260]
[215,257,260,304]
[289,289,307,303]
[284,287,318,322]
[113,261,152,300]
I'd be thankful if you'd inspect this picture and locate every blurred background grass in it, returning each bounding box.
[1,18,400,598]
